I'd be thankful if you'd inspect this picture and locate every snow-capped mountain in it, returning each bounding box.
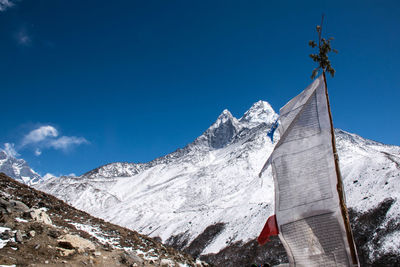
[0,150,42,185]
[36,100,400,266]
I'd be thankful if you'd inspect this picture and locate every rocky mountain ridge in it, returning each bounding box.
[83,101,277,179]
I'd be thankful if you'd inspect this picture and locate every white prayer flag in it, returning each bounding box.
[260,75,359,267]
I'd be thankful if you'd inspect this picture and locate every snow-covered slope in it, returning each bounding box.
[36,100,400,265]
[0,150,42,185]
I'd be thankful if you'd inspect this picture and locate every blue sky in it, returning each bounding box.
[1,0,399,176]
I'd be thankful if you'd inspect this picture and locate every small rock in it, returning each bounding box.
[45,260,49,264]
[29,230,36,237]
[48,229,61,238]
[94,251,101,257]
[7,241,17,247]
[15,230,23,243]
[0,230,12,239]
[59,247,75,256]
[103,243,112,251]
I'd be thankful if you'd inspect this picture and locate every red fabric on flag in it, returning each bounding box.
[257,214,279,245]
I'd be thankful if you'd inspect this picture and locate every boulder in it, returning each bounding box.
[10,200,30,213]
[0,197,29,213]
[15,230,23,243]
[120,251,144,265]
[25,208,52,225]
[57,234,95,253]
[161,258,176,266]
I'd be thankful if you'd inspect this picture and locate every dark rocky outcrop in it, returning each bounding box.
[185,223,226,258]
[349,198,400,266]
[201,236,287,267]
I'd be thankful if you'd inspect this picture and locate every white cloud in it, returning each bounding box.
[0,0,16,12]
[22,126,58,147]
[48,136,88,151]
[34,148,42,156]
[3,125,88,158]
[2,143,19,157]
[19,125,88,155]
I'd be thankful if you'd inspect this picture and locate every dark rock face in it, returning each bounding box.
[166,232,190,251]
[185,223,226,258]
[207,118,238,149]
[167,223,227,260]
[349,198,400,266]
[164,222,286,266]
[201,236,287,267]
[0,152,7,160]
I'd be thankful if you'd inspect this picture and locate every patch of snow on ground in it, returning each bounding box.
[15,217,28,223]
[380,231,400,255]
[68,222,120,248]
[0,227,15,249]
[135,249,159,261]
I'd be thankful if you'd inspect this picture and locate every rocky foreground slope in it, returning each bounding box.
[35,101,400,266]
[0,172,207,266]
